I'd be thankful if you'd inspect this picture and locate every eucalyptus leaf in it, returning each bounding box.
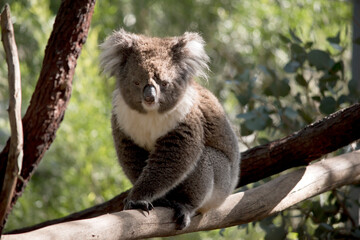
[295,92,302,104]
[284,61,300,73]
[240,123,253,136]
[277,79,291,97]
[308,50,334,70]
[291,43,307,64]
[330,61,344,79]
[326,31,340,44]
[237,112,256,120]
[312,96,321,102]
[279,34,291,43]
[236,94,251,106]
[283,107,298,120]
[319,74,339,92]
[295,74,307,87]
[319,96,337,115]
[304,41,313,49]
[242,107,273,131]
[244,116,270,131]
[264,79,291,97]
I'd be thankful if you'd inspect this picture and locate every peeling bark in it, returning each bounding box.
[0,4,23,234]
[0,0,95,224]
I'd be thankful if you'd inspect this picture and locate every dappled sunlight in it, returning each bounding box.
[0,0,356,239]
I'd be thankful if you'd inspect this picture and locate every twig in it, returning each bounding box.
[0,4,23,235]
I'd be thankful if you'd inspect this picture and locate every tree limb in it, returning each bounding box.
[0,4,23,235]
[4,150,360,240]
[0,0,95,224]
[239,103,360,186]
[7,102,360,234]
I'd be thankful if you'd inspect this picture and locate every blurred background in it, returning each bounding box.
[0,0,358,239]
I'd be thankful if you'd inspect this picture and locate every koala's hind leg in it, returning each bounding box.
[197,146,238,213]
[156,146,234,230]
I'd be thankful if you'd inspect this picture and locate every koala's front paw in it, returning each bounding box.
[124,199,154,214]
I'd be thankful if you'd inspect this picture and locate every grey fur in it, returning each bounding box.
[100,29,240,230]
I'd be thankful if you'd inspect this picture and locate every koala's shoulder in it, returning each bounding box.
[191,82,224,117]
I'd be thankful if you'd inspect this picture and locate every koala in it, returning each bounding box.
[100,29,240,230]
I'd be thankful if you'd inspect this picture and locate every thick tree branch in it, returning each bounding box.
[7,103,360,234]
[0,4,23,235]
[239,103,360,186]
[0,0,95,222]
[4,151,360,240]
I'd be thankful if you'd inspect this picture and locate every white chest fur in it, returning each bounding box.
[112,86,197,151]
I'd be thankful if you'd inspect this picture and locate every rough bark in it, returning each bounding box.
[7,102,360,234]
[4,150,360,240]
[349,0,360,226]
[0,0,95,225]
[239,103,360,186]
[0,4,23,234]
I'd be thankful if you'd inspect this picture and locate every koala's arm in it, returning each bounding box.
[111,115,149,184]
[127,116,204,203]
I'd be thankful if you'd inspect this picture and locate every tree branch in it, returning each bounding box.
[7,102,360,234]
[0,0,95,223]
[239,103,360,186]
[4,151,360,239]
[0,4,23,235]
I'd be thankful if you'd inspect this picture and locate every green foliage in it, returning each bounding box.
[232,27,356,142]
[229,17,360,240]
[0,0,357,239]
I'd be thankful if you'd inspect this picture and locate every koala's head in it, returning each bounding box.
[100,29,209,113]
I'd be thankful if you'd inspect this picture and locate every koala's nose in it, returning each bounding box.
[143,84,156,103]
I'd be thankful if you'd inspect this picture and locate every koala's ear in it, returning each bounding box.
[171,32,210,80]
[99,29,139,76]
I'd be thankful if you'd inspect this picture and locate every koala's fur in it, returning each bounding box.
[100,29,240,230]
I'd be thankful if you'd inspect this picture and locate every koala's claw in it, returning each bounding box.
[124,200,154,214]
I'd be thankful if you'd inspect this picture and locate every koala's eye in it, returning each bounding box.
[161,82,168,87]
[134,81,140,86]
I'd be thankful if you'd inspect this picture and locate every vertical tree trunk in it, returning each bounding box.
[353,0,360,91]
[0,0,95,232]
[0,4,23,235]
[348,0,360,226]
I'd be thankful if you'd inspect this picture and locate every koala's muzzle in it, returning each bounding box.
[143,84,156,103]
